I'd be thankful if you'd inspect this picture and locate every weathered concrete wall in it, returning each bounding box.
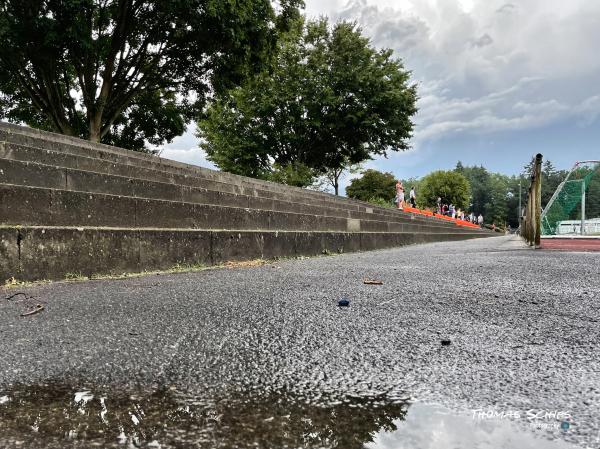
[0,227,489,281]
[0,185,461,233]
[0,122,493,282]
[0,123,362,205]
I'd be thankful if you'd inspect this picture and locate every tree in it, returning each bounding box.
[419,170,470,210]
[198,17,417,189]
[485,173,509,225]
[265,162,316,188]
[0,0,302,150]
[505,174,526,228]
[458,164,490,215]
[316,163,362,196]
[346,169,396,202]
[523,158,569,208]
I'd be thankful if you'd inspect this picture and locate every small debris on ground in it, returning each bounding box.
[338,299,350,307]
[20,304,44,317]
[5,292,28,301]
[363,279,383,285]
[224,259,267,269]
[441,339,451,346]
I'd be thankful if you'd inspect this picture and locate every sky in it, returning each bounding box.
[160,0,600,193]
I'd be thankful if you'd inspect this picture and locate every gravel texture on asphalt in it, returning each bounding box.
[0,235,598,448]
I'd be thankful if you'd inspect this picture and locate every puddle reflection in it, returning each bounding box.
[367,403,578,449]
[0,384,579,448]
[0,384,408,448]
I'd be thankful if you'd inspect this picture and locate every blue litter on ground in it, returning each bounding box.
[338,299,350,307]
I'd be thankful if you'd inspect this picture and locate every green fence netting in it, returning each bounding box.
[541,162,600,236]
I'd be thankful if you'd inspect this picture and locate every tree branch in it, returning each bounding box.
[91,0,134,138]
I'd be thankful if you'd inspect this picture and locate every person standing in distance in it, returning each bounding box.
[396,180,405,210]
[409,186,417,208]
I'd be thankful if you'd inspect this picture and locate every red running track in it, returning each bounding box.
[541,238,600,252]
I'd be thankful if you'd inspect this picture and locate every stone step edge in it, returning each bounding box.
[0,224,484,235]
[0,144,425,223]
[0,226,491,282]
[0,183,469,233]
[0,154,431,224]
[0,125,378,209]
[1,143,351,209]
[0,166,460,229]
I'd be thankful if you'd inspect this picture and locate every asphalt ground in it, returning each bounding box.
[0,235,598,448]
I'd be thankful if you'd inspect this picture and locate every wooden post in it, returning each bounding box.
[527,187,533,245]
[534,154,543,247]
[521,154,543,247]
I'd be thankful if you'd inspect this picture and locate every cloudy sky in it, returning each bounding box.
[161,0,600,192]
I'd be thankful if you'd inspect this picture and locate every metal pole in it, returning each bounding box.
[581,180,586,235]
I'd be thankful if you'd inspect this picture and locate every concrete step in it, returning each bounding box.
[0,184,461,234]
[0,124,383,211]
[0,158,464,231]
[0,225,491,281]
[0,123,439,221]
[0,140,415,223]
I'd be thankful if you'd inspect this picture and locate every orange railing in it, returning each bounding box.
[400,207,481,229]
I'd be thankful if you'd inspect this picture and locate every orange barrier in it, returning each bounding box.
[455,219,479,228]
[404,207,435,216]
[410,211,481,229]
[403,206,421,214]
[456,220,479,228]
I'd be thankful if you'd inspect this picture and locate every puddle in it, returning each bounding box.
[368,403,577,449]
[0,384,578,448]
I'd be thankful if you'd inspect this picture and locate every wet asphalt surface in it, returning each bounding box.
[0,235,599,448]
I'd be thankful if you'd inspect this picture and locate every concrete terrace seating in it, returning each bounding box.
[0,122,492,281]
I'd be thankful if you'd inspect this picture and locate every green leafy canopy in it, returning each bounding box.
[0,0,303,150]
[346,169,397,203]
[419,170,471,210]
[198,17,417,186]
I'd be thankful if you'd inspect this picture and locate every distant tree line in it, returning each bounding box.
[346,160,600,228]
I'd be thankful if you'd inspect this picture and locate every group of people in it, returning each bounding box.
[394,180,484,227]
[437,198,484,226]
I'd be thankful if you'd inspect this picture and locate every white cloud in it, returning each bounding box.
[575,95,600,127]
[305,0,600,149]
[154,124,216,170]
[158,147,216,170]
[366,403,576,449]
[158,1,600,179]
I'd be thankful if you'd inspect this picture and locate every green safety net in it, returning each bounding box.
[541,162,600,235]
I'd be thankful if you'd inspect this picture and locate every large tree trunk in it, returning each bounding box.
[89,127,101,143]
[89,113,102,142]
